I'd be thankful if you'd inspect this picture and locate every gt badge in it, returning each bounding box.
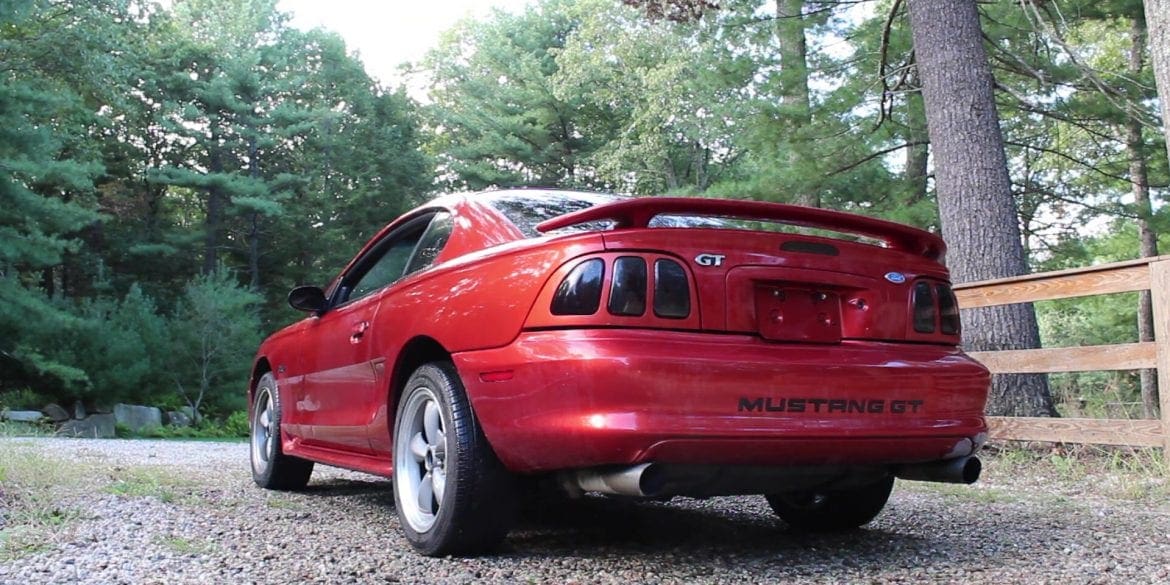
[695,253,726,267]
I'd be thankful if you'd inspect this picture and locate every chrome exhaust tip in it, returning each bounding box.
[895,456,982,485]
[561,463,665,497]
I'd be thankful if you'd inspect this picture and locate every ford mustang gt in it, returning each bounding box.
[248,190,990,556]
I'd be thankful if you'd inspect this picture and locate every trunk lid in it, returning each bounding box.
[537,198,956,344]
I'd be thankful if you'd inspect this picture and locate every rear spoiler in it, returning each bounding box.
[535,197,945,261]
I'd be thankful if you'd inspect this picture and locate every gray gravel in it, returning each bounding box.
[1,438,1169,584]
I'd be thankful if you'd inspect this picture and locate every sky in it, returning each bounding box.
[276,0,533,89]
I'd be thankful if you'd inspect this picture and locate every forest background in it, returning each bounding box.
[1,0,1167,427]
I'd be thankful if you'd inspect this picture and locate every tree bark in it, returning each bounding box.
[203,145,225,276]
[775,0,810,118]
[1127,13,1160,418]
[664,153,680,191]
[904,85,930,204]
[906,0,1057,416]
[247,134,262,290]
[1148,0,1170,176]
[774,0,818,207]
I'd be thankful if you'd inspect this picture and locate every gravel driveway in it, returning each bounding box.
[1,437,1168,584]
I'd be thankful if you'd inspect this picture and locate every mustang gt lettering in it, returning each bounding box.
[738,397,926,414]
[247,189,990,557]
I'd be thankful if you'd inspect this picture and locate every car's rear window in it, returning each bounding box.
[481,191,618,238]
[649,213,887,247]
[481,191,886,247]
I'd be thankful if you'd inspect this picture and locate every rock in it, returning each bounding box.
[58,413,116,438]
[114,404,163,433]
[166,410,193,427]
[73,400,87,419]
[2,410,46,423]
[43,403,71,422]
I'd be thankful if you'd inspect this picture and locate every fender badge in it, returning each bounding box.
[884,272,907,284]
[694,253,726,267]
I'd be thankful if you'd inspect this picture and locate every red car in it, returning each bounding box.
[248,190,990,556]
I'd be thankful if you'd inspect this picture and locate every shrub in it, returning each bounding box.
[165,269,262,422]
[222,410,250,437]
[0,388,48,411]
[114,410,249,440]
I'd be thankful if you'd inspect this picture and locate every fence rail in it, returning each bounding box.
[952,255,1170,463]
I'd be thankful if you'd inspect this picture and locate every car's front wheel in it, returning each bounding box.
[766,475,895,532]
[393,362,517,556]
[250,372,314,490]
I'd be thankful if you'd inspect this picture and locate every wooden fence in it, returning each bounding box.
[952,255,1170,463]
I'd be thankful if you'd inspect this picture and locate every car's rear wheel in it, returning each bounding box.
[393,362,517,556]
[766,475,895,532]
[250,372,314,490]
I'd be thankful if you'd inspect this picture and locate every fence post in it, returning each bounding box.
[1148,259,1170,468]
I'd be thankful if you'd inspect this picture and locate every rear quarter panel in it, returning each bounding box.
[358,232,607,450]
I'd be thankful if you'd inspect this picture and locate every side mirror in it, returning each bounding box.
[288,286,327,314]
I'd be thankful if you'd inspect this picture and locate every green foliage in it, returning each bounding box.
[1,270,261,417]
[423,0,606,190]
[166,269,262,420]
[0,1,111,391]
[552,0,747,194]
[114,410,250,439]
[64,286,171,404]
[223,409,250,437]
[0,389,48,411]
[2,0,432,410]
[0,279,90,393]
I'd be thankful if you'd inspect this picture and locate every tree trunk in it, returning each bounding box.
[906,0,1057,417]
[693,142,710,191]
[1127,13,1160,418]
[203,146,225,276]
[248,212,261,290]
[247,135,262,290]
[1148,0,1170,176]
[904,84,930,204]
[664,154,680,191]
[775,0,810,118]
[774,0,817,207]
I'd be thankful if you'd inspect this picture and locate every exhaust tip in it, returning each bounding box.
[960,456,982,484]
[638,464,667,497]
[895,455,982,484]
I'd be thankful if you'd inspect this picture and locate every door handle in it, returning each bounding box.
[350,321,370,344]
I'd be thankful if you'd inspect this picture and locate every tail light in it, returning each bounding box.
[937,284,961,335]
[551,258,604,315]
[608,257,647,316]
[912,281,936,333]
[653,259,690,319]
[910,279,960,338]
[529,253,698,330]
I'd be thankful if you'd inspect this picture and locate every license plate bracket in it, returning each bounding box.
[755,285,842,343]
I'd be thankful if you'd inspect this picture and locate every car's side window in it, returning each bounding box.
[335,211,454,305]
[404,212,453,277]
[348,236,421,302]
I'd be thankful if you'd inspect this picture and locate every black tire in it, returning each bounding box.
[766,475,895,532]
[250,372,314,490]
[392,362,517,556]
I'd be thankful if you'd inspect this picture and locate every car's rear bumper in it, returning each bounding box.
[454,329,989,473]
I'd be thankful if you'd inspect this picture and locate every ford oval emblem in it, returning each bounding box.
[884,272,907,284]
